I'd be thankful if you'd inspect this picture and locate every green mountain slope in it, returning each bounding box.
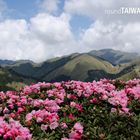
[89,49,139,65]
[8,54,77,79]
[42,54,120,81]
[1,49,140,82]
[118,59,140,80]
[0,66,35,91]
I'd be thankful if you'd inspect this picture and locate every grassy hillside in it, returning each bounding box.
[7,55,75,79]
[43,54,119,81]
[118,59,140,80]
[89,49,139,65]
[0,66,35,91]
[1,49,140,82]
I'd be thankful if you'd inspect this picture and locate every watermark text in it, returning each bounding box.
[105,7,140,15]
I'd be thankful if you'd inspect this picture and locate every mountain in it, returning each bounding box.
[0,66,35,91]
[89,49,139,65]
[2,53,124,82]
[0,49,140,83]
[117,59,140,81]
[42,53,119,81]
[0,60,15,65]
[6,54,77,79]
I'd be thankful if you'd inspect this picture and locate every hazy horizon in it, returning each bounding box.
[0,48,139,63]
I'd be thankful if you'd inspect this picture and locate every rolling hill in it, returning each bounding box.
[0,49,140,83]
[0,66,35,91]
[89,49,139,65]
[117,59,140,80]
[42,53,119,81]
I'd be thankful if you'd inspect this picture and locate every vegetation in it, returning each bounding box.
[0,79,140,139]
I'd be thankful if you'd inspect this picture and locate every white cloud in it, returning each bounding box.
[80,21,140,53]
[0,0,140,62]
[0,19,46,62]
[30,13,72,43]
[0,13,80,62]
[64,0,140,53]
[64,0,140,23]
[30,12,79,59]
[38,0,60,14]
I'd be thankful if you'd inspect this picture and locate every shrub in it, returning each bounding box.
[0,79,140,139]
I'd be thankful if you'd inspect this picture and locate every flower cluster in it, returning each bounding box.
[62,122,83,140]
[0,79,140,139]
[0,117,31,140]
[26,109,59,130]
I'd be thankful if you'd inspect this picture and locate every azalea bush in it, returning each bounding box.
[0,79,140,140]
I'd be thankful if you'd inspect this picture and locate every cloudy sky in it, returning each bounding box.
[0,0,140,62]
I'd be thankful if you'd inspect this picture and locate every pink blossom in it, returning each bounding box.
[60,122,68,129]
[73,122,83,134]
[90,98,97,103]
[41,124,48,131]
[0,118,32,140]
[70,102,76,107]
[69,113,75,120]
[121,107,129,113]
[26,113,32,122]
[69,131,82,139]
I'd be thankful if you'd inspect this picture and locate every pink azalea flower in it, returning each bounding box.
[73,122,83,134]
[41,124,48,131]
[49,122,59,130]
[60,122,68,129]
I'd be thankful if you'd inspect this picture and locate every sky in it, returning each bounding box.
[0,0,140,62]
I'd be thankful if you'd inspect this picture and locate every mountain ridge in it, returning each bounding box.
[0,49,140,87]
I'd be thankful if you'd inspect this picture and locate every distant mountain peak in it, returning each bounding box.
[0,60,15,65]
[0,49,140,83]
[89,49,139,65]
